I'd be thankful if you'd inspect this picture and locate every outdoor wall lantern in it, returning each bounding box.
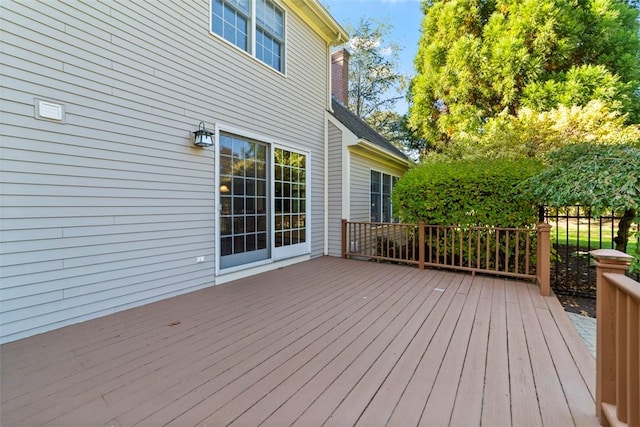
[193,121,214,147]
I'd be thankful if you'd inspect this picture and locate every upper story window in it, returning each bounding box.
[211,0,285,72]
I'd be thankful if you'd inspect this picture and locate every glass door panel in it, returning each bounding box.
[219,134,269,269]
[274,148,308,259]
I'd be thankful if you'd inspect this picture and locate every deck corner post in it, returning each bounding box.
[590,249,633,424]
[536,222,551,296]
[418,222,425,270]
[342,219,348,258]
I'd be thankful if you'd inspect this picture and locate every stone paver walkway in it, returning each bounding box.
[567,312,596,358]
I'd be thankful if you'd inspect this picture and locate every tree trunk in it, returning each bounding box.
[613,208,636,252]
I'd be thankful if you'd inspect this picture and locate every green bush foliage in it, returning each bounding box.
[392,158,543,227]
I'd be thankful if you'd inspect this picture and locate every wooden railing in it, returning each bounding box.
[591,249,639,427]
[341,220,551,295]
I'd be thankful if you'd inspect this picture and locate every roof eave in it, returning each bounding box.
[283,0,349,45]
[353,139,413,169]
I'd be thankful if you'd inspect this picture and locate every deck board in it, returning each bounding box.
[448,276,493,427]
[481,278,512,427]
[0,256,598,426]
[506,284,542,427]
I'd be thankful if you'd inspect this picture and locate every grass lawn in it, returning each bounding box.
[550,219,638,256]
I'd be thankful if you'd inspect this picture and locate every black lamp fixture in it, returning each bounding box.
[193,121,214,147]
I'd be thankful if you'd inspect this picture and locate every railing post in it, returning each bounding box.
[341,219,347,258]
[418,222,425,270]
[536,222,551,296]
[590,249,634,425]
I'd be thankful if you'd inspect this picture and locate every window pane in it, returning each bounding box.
[220,176,232,193]
[371,171,380,193]
[257,233,267,249]
[256,145,266,161]
[257,216,266,232]
[257,0,283,38]
[383,195,391,223]
[234,235,245,253]
[246,197,255,214]
[246,215,256,232]
[221,217,232,235]
[371,194,380,222]
[245,179,255,196]
[383,174,391,195]
[233,217,245,234]
[233,177,244,195]
[256,180,266,196]
[256,197,266,213]
[221,197,232,215]
[246,234,256,251]
[245,159,255,177]
[233,196,244,214]
[228,0,249,13]
[221,237,233,256]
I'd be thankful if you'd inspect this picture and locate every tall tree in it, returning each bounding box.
[343,18,405,121]
[409,0,640,151]
[336,17,422,152]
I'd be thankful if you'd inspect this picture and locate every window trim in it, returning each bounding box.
[209,0,287,75]
[370,169,399,223]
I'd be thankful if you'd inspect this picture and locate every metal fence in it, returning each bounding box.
[543,206,640,299]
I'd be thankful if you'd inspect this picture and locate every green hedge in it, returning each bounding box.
[392,158,543,227]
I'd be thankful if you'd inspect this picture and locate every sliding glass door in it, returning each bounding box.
[219,134,269,269]
[218,133,309,270]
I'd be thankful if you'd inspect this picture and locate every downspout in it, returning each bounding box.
[324,40,331,255]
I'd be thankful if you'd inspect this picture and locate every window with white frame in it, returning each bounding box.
[211,0,285,72]
[371,170,398,223]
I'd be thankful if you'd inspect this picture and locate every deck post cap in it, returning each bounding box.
[590,249,634,263]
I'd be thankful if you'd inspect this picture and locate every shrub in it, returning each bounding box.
[392,158,543,227]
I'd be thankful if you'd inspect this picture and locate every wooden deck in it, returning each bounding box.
[0,257,599,427]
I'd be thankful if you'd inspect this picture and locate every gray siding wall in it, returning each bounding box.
[327,122,343,257]
[349,151,407,223]
[349,153,371,222]
[0,0,329,343]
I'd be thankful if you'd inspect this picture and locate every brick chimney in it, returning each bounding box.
[331,48,350,105]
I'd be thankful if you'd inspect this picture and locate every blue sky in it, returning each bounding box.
[320,0,424,115]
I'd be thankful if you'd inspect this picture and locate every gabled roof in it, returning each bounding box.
[331,98,409,162]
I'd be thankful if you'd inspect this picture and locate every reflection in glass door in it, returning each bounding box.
[219,134,269,269]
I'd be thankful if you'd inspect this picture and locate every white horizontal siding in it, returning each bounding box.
[0,0,330,343]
